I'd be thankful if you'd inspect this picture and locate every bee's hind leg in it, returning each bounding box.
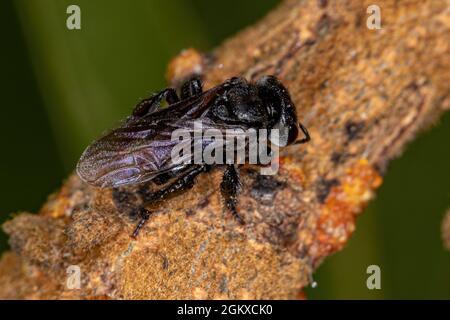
[141,164,211,204]
[131,207,151,239]
[132,88,179,117]
[129,165,210,238]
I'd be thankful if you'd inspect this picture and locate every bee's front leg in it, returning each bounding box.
[220,164,244,224]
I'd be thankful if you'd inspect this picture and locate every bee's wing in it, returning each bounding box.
[76,109,195,188]
[77,84,253,188]
[76,116,251,188]
[76,82,247,188]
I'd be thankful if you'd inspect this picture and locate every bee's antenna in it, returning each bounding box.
[294,122,311,145]
[305,256,318,288]
[309,274,318,289]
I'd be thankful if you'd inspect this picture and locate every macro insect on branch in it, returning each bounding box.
[76,75,311,238]
[0,0,449,299]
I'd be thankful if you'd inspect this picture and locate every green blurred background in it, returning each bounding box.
[1,0,449,299]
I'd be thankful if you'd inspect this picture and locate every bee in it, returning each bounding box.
[77,76,310,237]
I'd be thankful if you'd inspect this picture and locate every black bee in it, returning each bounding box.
[77,76,310,237]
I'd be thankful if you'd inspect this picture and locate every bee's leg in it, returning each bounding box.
[112,187,140,213]
[131,207,151,239]
[151,172,174,186]
[151,165,190,186]
[132,88,179,117]
[180,77,203,99]
[141,164,210,204]
[220,165,244,224]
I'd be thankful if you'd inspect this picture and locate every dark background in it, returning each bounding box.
[1,0,449,299]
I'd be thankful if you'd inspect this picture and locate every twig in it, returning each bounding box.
[1,0,449,299]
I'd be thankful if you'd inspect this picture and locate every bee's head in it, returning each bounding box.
[256,75,300,146]
[210,76,306,147]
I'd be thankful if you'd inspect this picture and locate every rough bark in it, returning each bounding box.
[0,0,449,299]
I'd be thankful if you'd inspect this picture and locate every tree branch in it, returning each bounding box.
[1,0,449,299]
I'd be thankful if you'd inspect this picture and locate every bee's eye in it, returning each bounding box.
[270,121,299,147]
[286,123,299,145]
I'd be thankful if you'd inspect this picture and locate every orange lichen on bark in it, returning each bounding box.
[315,159,383,257]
